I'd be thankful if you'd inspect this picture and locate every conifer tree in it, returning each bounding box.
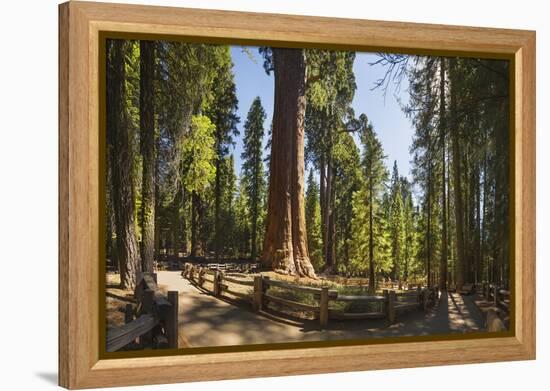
[241,97,266,260]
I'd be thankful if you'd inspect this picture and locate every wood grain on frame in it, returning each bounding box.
[58,1,535,388]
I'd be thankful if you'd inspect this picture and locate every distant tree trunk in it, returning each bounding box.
[368,181,375,293]
[107,40,140,290]
[250,184,259,261]
[140,40,155,273]
[450,59,465,291]
[474,167,482,284]
[191,191,204,258]
[154,131,161,258]
[327,163,336,271]
[214,155,222,259]
[262,48,316,278]
[323,156,334,271]
[481,157,489,281]
[439,57,448,292]
[319,156,326,255]
[427,145,432,287]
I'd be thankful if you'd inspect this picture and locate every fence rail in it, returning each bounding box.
[182,263,439,329]
[482,283,511,311]
[106,272,179,352]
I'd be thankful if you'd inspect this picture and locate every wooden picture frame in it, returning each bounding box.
[59,1,536,388]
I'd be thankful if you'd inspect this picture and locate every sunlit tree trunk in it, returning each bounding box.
[262,48,316,278]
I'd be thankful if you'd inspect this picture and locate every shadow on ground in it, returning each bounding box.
[157,271,486,348]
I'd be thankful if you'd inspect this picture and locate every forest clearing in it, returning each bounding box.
[105,39,511,351]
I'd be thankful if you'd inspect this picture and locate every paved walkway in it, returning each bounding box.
[156,271,485,348]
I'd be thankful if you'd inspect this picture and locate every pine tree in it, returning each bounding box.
[181,115,216,258]
[139,40,156,273]
[305,169,323,271]
[205,47,240,259]
[241,97,267,260]
[350,116,389,292]
[389,161,405,284]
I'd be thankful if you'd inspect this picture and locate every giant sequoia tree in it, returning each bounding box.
[261,48,316,277]
[106,38,510,292]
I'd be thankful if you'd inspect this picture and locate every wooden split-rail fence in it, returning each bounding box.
[106,272,179,352]
[481,283,511,312]
[182,263,439,329]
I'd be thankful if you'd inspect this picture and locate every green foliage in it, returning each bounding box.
[241,97,267,259]
[181,115,216,195]
[233,175,251,256]
[389,161,405,281]
[349,119,391,277]
[305,169,323,271]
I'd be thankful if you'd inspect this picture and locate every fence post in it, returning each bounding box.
[141,289,154,346]
[253,276,263,312]
[198,267,204,287]
[416,286,422,307]
[319,287,329,329]
[423,288,430,311]
[262,276,270,309]
[493,285,499,307]
[166,291,179,349]
[384,289,395,324]
[124,303,133,324]
[213,270,221,296]
[389,290,396,323]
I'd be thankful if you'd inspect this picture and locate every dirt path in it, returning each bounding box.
[157,271,485,348]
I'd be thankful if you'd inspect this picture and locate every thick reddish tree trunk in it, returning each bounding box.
[262,48,316,278]
[107,40,141,290]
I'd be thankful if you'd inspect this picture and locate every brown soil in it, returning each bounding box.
[105,273,136,329]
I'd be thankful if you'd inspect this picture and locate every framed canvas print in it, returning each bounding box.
[58,1,536,389]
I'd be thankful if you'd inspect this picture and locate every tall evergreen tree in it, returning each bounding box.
[350,116,388,292]
[241,97,267,260]
[305,168,323,271]
[181,115,216,257]
[107,39,141,290]
[389,161,405,283]
[206,49,240,259]
[139,40,156,273]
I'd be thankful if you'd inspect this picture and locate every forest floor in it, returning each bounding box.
[156,271,486,348]
[106,273,136,329]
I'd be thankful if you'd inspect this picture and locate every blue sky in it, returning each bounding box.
[229,46,414,182]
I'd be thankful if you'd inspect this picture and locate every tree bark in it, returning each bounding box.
[368,181,375,293]
[439,57,448,292]
[214,154,222,259]
[250,183,259,261]
[191,191,204,258]
[262,48,316,278]
[107,40,141,290]
[139,40,155,273]
[449,59,465,291]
